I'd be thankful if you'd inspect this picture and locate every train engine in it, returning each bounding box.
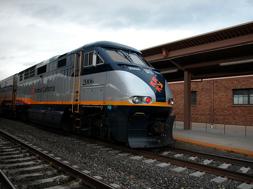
[0,41,175,148]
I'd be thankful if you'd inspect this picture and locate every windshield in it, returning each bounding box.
[105,49,148,67]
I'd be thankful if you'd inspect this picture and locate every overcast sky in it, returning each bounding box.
[0,0,253,80]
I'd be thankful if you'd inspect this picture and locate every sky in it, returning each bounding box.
[0,0,253,80]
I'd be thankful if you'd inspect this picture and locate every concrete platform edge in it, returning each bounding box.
[174,135,253,158]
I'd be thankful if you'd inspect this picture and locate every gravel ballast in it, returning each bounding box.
[0,118,243,189]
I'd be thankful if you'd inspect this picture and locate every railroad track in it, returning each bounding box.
[74,136,253,184]
[68,133,253,185]
[71,134,253,184]
[1,123,252,188]
[167,147,253,173]
[0,130,115,189]
[149,148,253,183]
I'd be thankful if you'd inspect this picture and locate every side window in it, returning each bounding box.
[57,58,66,68]
[96,54,104,65]
[37,65,47,75]
[84,53,89,67]
[83,52,93,67]
[24,66,35,80]
[83,51,104,67]
[88,53,93,66]
[19,73,23,81]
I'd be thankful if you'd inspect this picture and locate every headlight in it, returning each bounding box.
[132,96,142,104]
[144,96,152,104]
[130,96,152,104]
[168,98,174,105]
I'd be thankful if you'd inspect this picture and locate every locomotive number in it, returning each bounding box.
[82,79,94,86]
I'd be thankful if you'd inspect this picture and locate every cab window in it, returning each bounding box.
[105,49,130,64]
[105,49,148,67]
[83,51,104,67]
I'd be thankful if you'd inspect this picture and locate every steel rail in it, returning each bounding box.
[138,150,253,183]
[0,170,16,189]
[173,148,253,167]
[0,129,114,189]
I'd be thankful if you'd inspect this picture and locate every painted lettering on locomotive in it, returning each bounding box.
[0,41,175,148]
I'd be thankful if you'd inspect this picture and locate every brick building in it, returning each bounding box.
[170,75,253,126]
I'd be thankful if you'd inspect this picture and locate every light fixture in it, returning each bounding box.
[219,58,253,66]
[130,96,152,104]
[160,68,178,74]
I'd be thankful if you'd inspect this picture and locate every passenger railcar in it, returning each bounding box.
[0,41,175,148]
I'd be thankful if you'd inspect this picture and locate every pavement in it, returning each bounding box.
[173,122,253,159]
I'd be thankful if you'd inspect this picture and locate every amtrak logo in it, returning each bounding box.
[149,76,163,93]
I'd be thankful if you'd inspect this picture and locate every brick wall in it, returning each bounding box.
[169,76,253,126]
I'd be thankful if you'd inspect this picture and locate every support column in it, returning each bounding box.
[184,70,192,130]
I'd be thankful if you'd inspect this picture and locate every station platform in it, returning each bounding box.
[173,122,253,160]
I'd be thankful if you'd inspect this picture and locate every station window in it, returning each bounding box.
[191,91,197,105]
[233,89,253,105]
[37,65,47,75]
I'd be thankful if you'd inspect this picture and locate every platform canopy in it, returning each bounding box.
[142,22,253,82]
[141,22,253,130]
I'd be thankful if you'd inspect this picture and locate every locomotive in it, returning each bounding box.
[0,41,175,148]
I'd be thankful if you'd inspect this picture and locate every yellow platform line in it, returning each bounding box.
[174,135,253,158]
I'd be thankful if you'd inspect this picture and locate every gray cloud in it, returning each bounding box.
[0,0,252,80]
[2,0,253,29]
[3,0,253,29]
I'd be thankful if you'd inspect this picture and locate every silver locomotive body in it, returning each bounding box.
[0,41,175,148]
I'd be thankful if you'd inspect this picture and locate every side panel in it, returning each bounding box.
[80,71,106,102]
[105,70,156,102]
[16,57,74,126]
[0,76,15,115]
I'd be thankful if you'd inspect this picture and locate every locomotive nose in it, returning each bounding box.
[148,74,166,102]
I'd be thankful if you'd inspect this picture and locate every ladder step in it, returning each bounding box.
[72,54,81,115]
